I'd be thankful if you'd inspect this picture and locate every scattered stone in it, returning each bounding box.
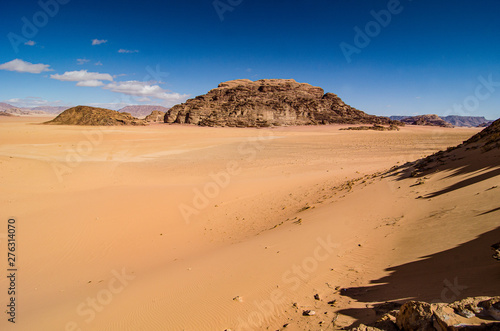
[302,310,316,316]
[314,294,320,300]
[232,296,243,302]
[328,300,337,306]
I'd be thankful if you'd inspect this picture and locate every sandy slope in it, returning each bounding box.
[0,117,495,330]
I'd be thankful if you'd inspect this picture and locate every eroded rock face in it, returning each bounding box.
[165,79,397,127]
[395,297,500,331]
[144,110,165,123]
[44,106,146,126]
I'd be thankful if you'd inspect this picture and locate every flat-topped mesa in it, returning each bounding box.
[165,79,397,127]
[44,106,147,126]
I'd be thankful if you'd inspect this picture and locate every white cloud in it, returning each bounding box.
[0,59,52,74]
[95,61,103,66]
[77,58,90,65]
[25,40,36,46]
[118,49,139,54]
[76,80,104,87]
[92,39,107,45]
[103,80,189,106]
[50,70,113,83]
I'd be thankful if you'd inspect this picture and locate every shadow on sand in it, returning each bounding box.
[338,226,500,328]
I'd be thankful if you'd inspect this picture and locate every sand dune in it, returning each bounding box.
[1,117,497,330]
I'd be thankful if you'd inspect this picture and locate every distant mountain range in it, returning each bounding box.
[0,102,170,118]
[118,105,170,119]
[390,115,493,127]
[0,102,69,116]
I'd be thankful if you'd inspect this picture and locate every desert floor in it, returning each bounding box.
[0,117,498,330]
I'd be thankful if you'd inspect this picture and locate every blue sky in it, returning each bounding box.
[1,0,499,119]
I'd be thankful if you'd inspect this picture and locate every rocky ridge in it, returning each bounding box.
[44,106,146,126]
[442,115,492,127]
[165,79,398,127]
[398,114,453,127]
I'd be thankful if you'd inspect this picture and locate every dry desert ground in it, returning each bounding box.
[0,116,498,330]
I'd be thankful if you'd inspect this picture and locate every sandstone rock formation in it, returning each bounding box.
[44,106,146,126]
[0,111,15,116]
[399,114,453,127]
[396,297,500,331]
[351,297,500,330]
[165,79,398,127]
[144,110,165,123]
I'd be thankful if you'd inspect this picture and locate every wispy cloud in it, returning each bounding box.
[77,58,90,65]
[92,39,108,46]
[24,40,36,46]
[50,70,113,87]
[103,80,188,106]
[118,49,139,54]
[95,61,103,66]
[76,80,105,87]
[5,97,63,108]
[0,59,52,74]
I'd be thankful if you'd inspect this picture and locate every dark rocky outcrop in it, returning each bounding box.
[165,79,399,127]
[340,124,400,131]
[44,106,146,126]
